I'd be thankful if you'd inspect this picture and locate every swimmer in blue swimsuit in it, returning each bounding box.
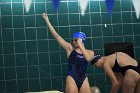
[93,52,140,93]
[43,13,95,93]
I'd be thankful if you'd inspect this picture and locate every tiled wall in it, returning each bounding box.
[0,0,140,93]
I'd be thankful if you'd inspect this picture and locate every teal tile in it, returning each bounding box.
[134,36,140,47]
[60,52,67,64]
[15,41,26,53]
[1,16,12,28]
[103,37,113,44]
[25,16,35,27]
[28,66,39,78]
[16,67,28,79]
[13,16,24,28]
[90,1,100,12]
[16,54,27,66]
[121,0,131,11]
[135,48,140,59]
[48,15,58,26]
[112,13,122,23]
[58,2,68,13]
[5,67,16,80]
[49,40,60,52]
[36,15,46,27]
[123,24,133,35]
[95,74,106,85]
[29,79,40,92]
[2,29,13,41]
[92,26,102,37]
[50,52,60,64]
[80,14,90,25]
[69,14,80,25]
[133,24,140,35]
[25,28,36,40]
[26,41,37,53]
[68,2,79,13]
[59,27,70,38]
[27,53,38,66]
[35,3,45,14]
[34,0,45,2]
[91,13,101,24]
[46,2,56,14]
[70,26,80,37]
[102,25,113,36]
[39,53,49,65]
[51,65,61,76]
[62,64,68,76]
[101,13,111,24]
[37,28,48,39]
[40,65,50,77]
[52,77,63,91]
[38,40,48,52]
[1,4,12,15]
[100,1,107,12]
[0,81,5,93]
[0,55,4,67]
[14,28,25,40]
[112,1,120,12]
[1,0,11,2]
[58,14,69,26]
[17,79,28,92]
[95,67,104,74]
[84,38,92,49]
[88,75,95,86]
[40,77,51,91]
[0,68,4,80]
[12,3,23,15]
[113,25,122,36]
[92,37,103,49]
[122,12,132,23]
[81,26,92,37]
[12,0,22,2]
[124,36,133,42]
[87,65,94,74]
[113,36,123,43]
[6,80,17,93]
[98,85,107,93]
[4,55,15,67]
[3,42,14,54]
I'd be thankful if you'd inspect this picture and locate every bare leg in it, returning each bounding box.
[79,77,91,93]
[134,79,140,93]
[122,70,139,93]
[65,76,78,93]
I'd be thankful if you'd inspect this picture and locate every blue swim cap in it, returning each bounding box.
[73,32,86,43]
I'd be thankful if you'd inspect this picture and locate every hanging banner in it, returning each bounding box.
[78,0,89,16]
[52,0,60,11]
[24,0,32,13]
[132,0,140,19]
[106,0,115,15]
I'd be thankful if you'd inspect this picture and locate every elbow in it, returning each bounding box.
[113,81,119,88]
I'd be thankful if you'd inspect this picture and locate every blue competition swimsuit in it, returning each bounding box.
[67,49,88,90]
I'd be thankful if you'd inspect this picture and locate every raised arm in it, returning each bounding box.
[103,63,119,93]
[42,13,72,56]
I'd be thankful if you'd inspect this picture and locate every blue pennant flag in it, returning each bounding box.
[106,0,115,15]
[52,0,60,11]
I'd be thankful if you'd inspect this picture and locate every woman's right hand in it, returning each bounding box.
[42,13,49,22]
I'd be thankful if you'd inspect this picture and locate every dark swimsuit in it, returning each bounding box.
[112,53,140,76]
[67,49,88,90]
